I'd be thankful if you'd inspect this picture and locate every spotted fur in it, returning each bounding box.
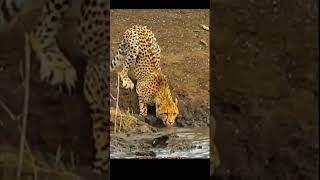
[111,25,179,127]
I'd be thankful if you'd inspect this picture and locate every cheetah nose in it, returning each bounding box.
[166,122,173,128]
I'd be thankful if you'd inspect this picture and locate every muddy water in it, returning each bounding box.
[152,128,210,158]
[111,127,210,159]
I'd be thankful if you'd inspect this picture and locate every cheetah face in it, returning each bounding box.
[156,98,179,128]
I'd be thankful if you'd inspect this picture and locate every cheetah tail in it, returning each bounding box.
[110,40,126,71]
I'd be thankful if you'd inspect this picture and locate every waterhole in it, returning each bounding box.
[111,127,210,159]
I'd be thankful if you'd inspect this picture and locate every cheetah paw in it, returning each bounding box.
[39,54,77,95]
[29,33,77,95]
[139,111,147,117]
[122,79,134,90]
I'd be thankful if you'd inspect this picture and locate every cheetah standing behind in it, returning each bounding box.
[111,25,179,128]
[0,0,109,176]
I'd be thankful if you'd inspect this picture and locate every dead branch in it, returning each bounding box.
[0,99,17,121]
[17,32,31,179]
[110,93,116,101]
[114,73,120,133]
[200,24,209,31]
[200,40,208,47]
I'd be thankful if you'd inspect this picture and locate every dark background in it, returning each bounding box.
[212,0,318,180]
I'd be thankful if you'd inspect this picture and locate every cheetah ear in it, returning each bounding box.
[158,74,167,86]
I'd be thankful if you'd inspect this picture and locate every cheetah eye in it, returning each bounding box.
[163,113,168,116]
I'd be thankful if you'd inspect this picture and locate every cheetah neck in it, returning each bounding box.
[154,83,173,106]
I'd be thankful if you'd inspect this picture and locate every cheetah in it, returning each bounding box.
[111,25,179,128]
[1,0,109,176]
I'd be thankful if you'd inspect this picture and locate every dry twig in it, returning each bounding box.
[114,73,120,133]
[119,110,123,132]
[17,32,31,179]
[0,99,17,121]
[110,93,116,101]
[200,40,208,47]
[0,99,37,179]
[23,136,38,180]
[200,24,209,31]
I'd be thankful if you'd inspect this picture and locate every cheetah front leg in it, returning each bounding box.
[78,0,109,176]
[138,98,148,117]
[83,61,109,176]
[136,80,152,117]
[29,0,77,94]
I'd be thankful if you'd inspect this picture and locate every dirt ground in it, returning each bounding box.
[110,9,210,128]
[212,1,318,180]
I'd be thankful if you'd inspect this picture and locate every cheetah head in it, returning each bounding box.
[156,97,179,128]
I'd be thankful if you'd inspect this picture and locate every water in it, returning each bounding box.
[111,127,210,159]
[151,127,210,158]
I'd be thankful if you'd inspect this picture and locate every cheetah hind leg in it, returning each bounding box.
[119,65,134,90]
[111,51,134,90]
[118,51,138,90]
[29,0,77,95]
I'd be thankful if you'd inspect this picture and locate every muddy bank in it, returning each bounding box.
[110,113,210,159]
[109,106,211,159]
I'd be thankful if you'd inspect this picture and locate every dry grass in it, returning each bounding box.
[110,73,137,133]
[110,107,136,133]
[0,148,82,180]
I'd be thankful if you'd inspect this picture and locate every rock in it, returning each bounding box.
[152,135,169,148]
[134,151,156,157]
